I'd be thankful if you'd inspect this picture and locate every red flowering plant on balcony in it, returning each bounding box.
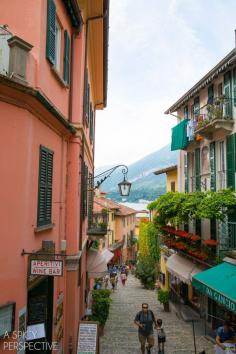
[189,234,201,242]
[203,239,219,247]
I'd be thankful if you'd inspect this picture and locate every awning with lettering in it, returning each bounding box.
[87,248,114,279]
[192,261,236,314]
[166,254,203,284]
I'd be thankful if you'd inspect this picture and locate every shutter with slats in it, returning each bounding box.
[63,30,70,84]
[224,71,232,118]
[195,148,201,191]
[210,142,216,191]
[46,0,56,65]
[84,165,88,217]
[184,153,189,192]
[88,172,93,228]
[83,69,88,119]
[233,68,236,107]
[37,146,54,227]
[226,134,235,189]
[90,109,93,141]
[208,84,214,104]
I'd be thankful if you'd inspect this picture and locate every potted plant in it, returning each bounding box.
[157,289,170,312]
[90,289,112,336]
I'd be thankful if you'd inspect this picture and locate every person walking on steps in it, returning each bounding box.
[156,319,166,354]
[134,303,156,354]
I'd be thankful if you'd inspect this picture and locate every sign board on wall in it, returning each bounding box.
[30,260,63,276]
[77,322,98,354]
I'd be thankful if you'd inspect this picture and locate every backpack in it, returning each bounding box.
[157,327,166,340]
[138,310,155,323]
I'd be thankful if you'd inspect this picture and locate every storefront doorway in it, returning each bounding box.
[26,277,54,354]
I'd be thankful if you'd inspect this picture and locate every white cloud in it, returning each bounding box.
[95,0,236,167]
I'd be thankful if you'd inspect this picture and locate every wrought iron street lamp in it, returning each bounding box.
[94,164,132,197]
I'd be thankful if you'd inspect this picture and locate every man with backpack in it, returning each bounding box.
[134,303,156,354]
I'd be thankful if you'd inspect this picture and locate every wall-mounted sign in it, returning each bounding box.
[30,260,63,277]
[0,302,15,338]
[77,321,98,354]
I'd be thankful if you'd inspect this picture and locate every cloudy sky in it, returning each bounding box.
[95,0,236,167]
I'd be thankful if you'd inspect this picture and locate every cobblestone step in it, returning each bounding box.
[100,276,215,354]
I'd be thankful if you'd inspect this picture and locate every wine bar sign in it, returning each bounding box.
[30,260,63,276]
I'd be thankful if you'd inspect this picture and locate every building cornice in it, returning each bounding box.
[0,74,76,134]
[165,48,236,114]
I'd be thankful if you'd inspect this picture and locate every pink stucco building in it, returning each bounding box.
[0,0,109,353]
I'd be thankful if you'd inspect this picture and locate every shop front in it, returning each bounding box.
[166,254,203,311]
[192,259,236,331]
[25,250,64,354]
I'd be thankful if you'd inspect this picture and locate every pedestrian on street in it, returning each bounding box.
[134,303,156,354]
[120,272,127,286]
[214,320,236,354]
[110,276,116,292]
[156,319,166,354]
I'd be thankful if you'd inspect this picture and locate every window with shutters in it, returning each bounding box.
[224,71,232,118]
[226,134,235,189]
[37,145,54,227]
[55,19,61,71]
[194,97,200,118]
[87,172,93,227]
[46,0,71,85]
[81,162,88,220]
[208,84,214,105]
[63,30,70,84]
[233,68,236,107]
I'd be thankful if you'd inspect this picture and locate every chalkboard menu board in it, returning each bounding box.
[77,322,98,354]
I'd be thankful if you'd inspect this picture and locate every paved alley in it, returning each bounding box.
[100,275,215,354]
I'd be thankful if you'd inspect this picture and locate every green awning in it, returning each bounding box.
[192,262,236,313]
[171,118,189,151]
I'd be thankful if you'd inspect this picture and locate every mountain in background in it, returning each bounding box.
[95,144,177,202]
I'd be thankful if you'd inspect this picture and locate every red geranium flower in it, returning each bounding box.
[204,239,219,247]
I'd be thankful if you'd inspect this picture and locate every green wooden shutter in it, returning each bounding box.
[233,68,236,107]
[90,108,94,142]
[210,142,216,191]
[46,0,56,65]
[88,172,93,227]
[37,146,54,227]
[63,30,70,84]
[83,68,88,118]
[86,85,90,124]
[81,162,88,220]
[224,71,232,118]
[208,84,214,104]
[184,153,189,192]
[226,134,235,189]
[195,148,201,191]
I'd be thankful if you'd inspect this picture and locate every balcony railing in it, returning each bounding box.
[87,212,108,238]
[218,221,236,251]
[193,97,234,137]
